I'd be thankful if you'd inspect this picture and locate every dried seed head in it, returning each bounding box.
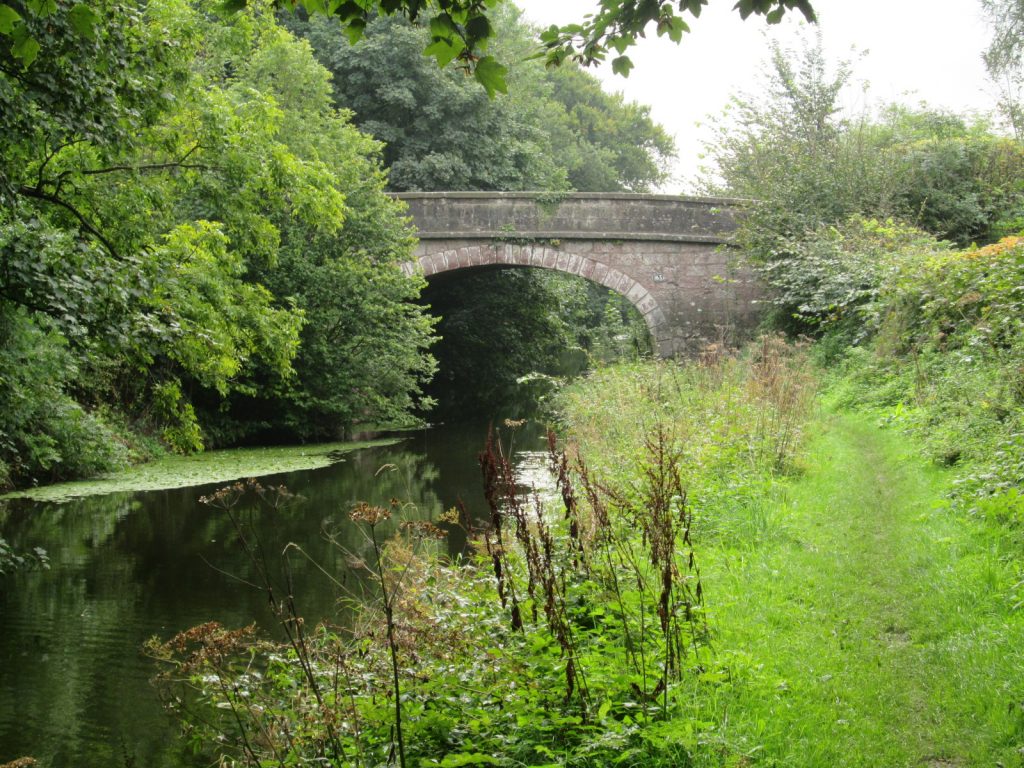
[399,521,447,540]
[438,507,461,524]
[349,502,391,525]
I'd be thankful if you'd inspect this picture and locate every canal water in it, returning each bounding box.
[0,419,553,767]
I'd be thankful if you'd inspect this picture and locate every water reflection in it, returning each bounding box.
[0,419,551,768]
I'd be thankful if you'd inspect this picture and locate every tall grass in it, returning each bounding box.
[147,338,818,767]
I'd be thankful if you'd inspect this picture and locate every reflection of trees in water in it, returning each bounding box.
[0,426,549,767]
[0,493,173,767]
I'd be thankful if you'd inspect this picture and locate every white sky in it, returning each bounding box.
[513,0,996,192]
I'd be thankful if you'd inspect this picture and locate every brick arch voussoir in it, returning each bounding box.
[405,242,668,349]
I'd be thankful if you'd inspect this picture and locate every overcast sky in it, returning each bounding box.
[513,0,997,192]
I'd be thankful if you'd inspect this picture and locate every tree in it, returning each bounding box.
[699,35,896,270]
[548,64,675,191]
[879,106,1024,245]
[285,11,569,191]
[982,0,1024,138]
[0,0,441,483]
[700,34,1024,333]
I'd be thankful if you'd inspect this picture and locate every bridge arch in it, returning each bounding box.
[401,242,670,355]
[395,192,762,357]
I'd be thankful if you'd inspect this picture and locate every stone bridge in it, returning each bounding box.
[396,192,761,357]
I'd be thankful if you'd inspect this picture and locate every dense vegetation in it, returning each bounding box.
[6,0,1024,765]
[0,0,672,491]
[0,0,438,488]
[284,7,668,415]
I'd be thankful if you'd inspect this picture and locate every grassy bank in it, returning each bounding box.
[141,340,1024,767]
[693,414,1023,766]
[559,355,1024,766]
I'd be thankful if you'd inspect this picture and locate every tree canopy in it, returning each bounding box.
[1,0,818,100]
[697,34,1024,334]
[0,0,439,485]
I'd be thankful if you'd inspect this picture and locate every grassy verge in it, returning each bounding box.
[559,352,1024,766]
[687,412,1024,767]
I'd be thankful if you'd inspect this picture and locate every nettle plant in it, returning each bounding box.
[148,424,713,767]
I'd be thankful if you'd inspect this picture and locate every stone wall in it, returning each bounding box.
[399,191,738,243]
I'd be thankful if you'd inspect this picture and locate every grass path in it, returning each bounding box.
[696,412,1024,767]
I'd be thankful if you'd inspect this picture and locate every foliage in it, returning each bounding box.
[0,0,439,484]
[878,107,1024,245]
[538,0,815,76]
[547,64,675,192]
[200,19,438,442]
[755,216,945,338]
[0,305,131,487]
[701,35,1024,339]
[150,443,708,766]
[828,233,1024,504]
[150,341,816,767]
[699,36,899,276]
[422,268,575,417]
[288,12,563,191]
[288,7,675,194]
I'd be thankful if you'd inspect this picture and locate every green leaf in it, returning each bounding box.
[662,16,689,43]
[429,13,457,38]
[539,24,560,44]
[766,7,784,23]
[11,30,40,66]
[26,0,56,17]
[464,14,491,42]
[611,55,633,77]
[0,4,22,35]
[439,754,500,767]
[68,4,99,39]
[473,55,507,97]
[423,36,464,68]
[609,35,629,54]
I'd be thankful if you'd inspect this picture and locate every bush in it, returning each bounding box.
[0,308,128,488]
[828,233,1024,500]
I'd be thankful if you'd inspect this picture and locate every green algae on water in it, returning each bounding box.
[1,438,404,504]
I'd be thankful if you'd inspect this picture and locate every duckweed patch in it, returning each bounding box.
[0,438,403,503]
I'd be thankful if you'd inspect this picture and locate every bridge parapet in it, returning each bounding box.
[397,191,740,244]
